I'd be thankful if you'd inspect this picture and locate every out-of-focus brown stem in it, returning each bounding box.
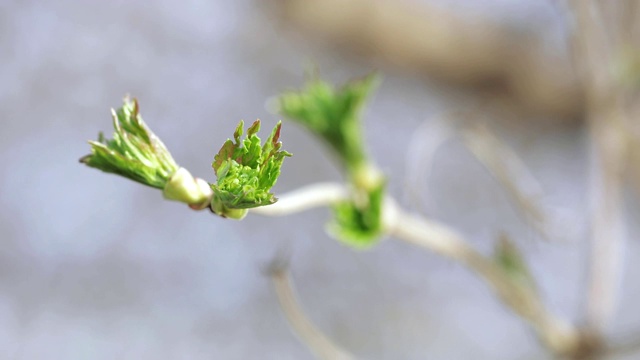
[385,200,580,356]
[460,123,556,242]
[269,265,354,360]
[568,0,631,353]
[272,0,583,120]
[584,100,627,337]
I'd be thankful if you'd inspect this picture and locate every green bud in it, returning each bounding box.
[327,179,386,249]
[210,119,291,216]
[80,97,179,189]
[278,74,389,247]
[278,73,379,173]
[351,163,385,192]
[210,200,249,220]
[81,97,213,208]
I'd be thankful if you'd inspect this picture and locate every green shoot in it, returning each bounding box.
[80,97,211,208]
[210,120,292,219]
[278,74,387,248]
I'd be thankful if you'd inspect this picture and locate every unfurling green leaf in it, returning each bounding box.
[80,97,211,208]
[278,73,379,173]
[80,97,178,188]
[210,120,292,218]
[328,180,386,249]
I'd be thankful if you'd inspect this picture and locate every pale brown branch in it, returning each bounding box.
[460,123,558,242]
[384,199,580,356]
[583,105,627,336]
[567,0,630,339]
[271,0,583,120]
[404,116,571,243]
[460,121,584,246]
[268,264,354,360]
[255,185,581,356]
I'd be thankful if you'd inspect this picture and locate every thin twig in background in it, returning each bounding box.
[568,0,629,342]
[385,200,580,356]
[584,106,627,336]
[460,123,571,243]
[404,114,573,243]
[267,261,354,360]
[271,0,583,120]
[403,115,456,215]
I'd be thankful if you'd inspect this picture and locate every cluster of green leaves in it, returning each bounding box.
[278,73,378,173]
[81,73,386,240]
[81,98,291,216]
[210,120,292,218]
[81,98,214,207]
[278,74,387,248]
[328,181,386,248]
[80,97,179,189]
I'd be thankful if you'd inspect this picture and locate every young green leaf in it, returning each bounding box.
[80,97,211,208]
[80,97,178,189]
[327,181,386,249]
[210,120,292,218]
[278,73,379,173]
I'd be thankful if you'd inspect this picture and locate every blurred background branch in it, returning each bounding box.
[566,0,638,348]
[268,261,354,360]
[271,0,584,121]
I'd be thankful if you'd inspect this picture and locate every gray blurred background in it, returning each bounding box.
[1,0,639,359]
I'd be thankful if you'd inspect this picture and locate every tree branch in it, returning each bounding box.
[251,183,347,217]
[385,199,580,355]
[460,123,567,243]
[254,184,581,356]
[267,262,354,360]
[270,0,583,120]
[567,0,629,338]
